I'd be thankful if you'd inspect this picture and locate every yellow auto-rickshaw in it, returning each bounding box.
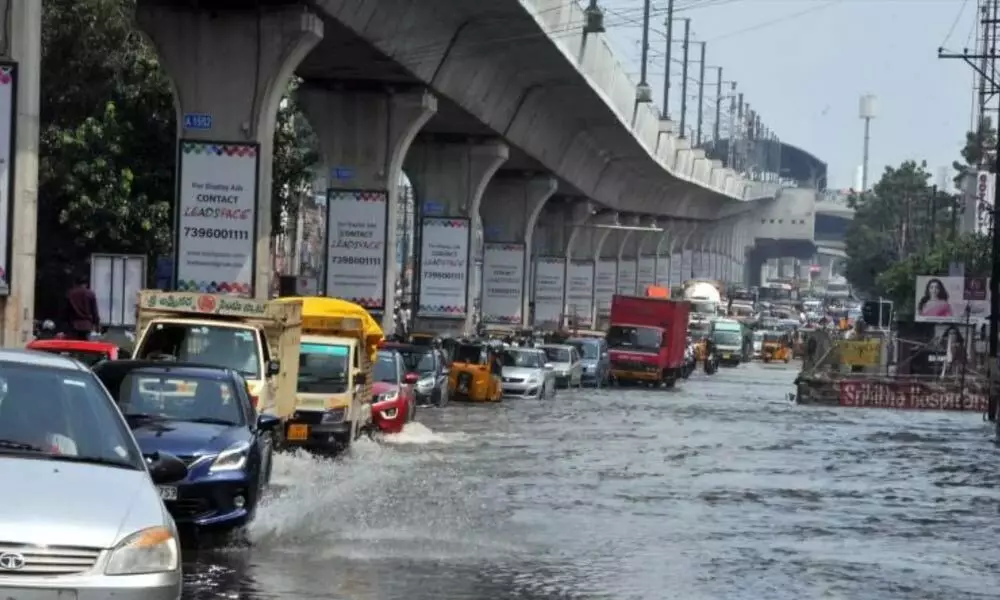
[448,342,503,402]
[761,331,791,363]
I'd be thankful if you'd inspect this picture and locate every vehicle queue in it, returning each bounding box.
[1,284,809,599]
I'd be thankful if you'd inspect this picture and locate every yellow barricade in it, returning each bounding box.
[839,340,881,366]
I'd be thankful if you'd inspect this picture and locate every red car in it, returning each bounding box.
[26,339,124,366]
[371,349,418,434]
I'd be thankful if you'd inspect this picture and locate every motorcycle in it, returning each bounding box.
[703,343,719,375]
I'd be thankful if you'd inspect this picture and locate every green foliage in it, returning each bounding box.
[272,89,319,234]
[953,117,996,186]
[845,137,994,316]
[38,0,176,317]
[37,0,317,317]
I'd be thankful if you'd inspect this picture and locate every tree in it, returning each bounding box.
[844,161,935,299]
[953,117,996,186]
[36,0,317,317]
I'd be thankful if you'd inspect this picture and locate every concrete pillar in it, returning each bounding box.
[0,0,39,346]
[479,175,557,327]
[298,85,436,332]
[137,3,323,299]
[406,140,508,334]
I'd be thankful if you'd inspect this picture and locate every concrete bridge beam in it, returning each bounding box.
[405,139,509,334]
[297,84,436,331]
[478,174,557,328]
[136,2,323,299]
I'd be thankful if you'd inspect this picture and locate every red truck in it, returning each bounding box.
[607,294,690,387]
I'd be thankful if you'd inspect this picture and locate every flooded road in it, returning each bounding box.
[182,363,1000,599]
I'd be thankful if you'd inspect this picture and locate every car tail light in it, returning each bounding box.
[249,393,259,408]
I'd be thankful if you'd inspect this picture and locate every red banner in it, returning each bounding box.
[839,380,988,412]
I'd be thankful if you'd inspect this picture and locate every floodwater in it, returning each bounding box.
[182,363,1000,599]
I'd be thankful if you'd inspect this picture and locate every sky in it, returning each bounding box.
[599,0,979,191]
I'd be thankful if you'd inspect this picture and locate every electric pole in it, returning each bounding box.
[939,0,1000,426]
[713,67,723,146]
[679,18,690,137]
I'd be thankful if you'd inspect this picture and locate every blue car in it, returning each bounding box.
[94,360,280,531]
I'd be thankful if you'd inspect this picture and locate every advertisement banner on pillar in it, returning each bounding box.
[656,255,670,286]
[418,217,470,318]
[175,140,260,296]
[481,243,524,324]
[637,256,656,293]
[617,259,636,296]
[0,62,14,295]
[566,261,594,327]
[533,257,566,327]
[324,189,388,310]
[595,260,616,316]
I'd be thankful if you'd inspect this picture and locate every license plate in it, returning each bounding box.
[158,486,177,501]
[287,424,309,441]
[723,353,731,359]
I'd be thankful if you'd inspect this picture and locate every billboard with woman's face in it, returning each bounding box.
[914,276,991,323]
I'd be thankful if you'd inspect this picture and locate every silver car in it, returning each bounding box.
[539,344,583,388]
[0,349,185,599]
[501,347,555,399]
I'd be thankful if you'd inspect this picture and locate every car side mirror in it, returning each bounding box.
[147,451,188,484]
[544,363,554,370]
[256,414,281,431]
[403,372,420,384]
[355,372,367,385]
[267,360,281,376]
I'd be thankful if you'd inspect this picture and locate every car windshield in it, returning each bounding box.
[114,373,243,426]
[713,331,743,346]
[503,350,543,368]
[137,323,261,378]
[0,362,143,469]
[607,326,662,352]
[298,343,349,394]
[399,349,435,374]
[374,352,398,383]
[568,340,599,359]
[543,347,571,363]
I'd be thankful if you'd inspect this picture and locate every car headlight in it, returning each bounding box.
[105,526,179,575]
[415,378,434,392]
[377,391,398,403]
[526,375,541,385]
[321,408,346,424]
[209,442,250,473]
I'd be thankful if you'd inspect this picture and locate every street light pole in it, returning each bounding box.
[663,0,675,116]
[713,66,722,145]
[696,41,706,146]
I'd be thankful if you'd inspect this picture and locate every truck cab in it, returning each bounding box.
[607,294,690,387]
[133,291,302,419]
[711,317,745,366]
[275,296,382,454]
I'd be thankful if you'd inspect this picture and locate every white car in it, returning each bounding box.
[501,348,556,399]
[0,349,185,599]
[539,344,583,389]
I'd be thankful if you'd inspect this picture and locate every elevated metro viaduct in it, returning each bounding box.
[134,0,817,333]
